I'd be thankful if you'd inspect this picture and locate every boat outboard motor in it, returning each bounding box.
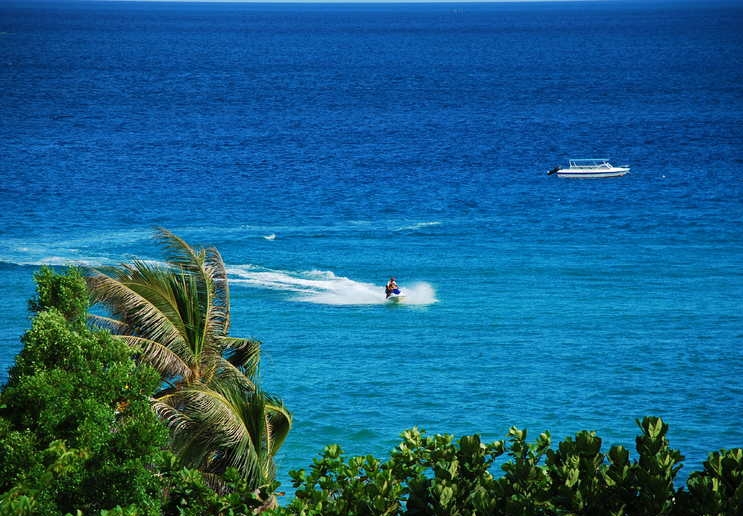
[547,166,560,175]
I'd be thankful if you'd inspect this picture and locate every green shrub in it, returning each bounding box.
[0,268,168,516]
[28,266,89,325]
[677,448,743,516]
[272,419,742,516]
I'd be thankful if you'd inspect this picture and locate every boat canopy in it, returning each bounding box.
[568,159,612,168]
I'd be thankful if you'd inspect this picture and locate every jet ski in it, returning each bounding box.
[386,288,405,303]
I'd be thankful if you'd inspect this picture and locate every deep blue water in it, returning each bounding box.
[2,0,743,491]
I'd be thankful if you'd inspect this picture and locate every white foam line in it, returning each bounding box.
[395,221,442,231]
[229,265,437,306]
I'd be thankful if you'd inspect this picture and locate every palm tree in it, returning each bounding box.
[87,229,291,490]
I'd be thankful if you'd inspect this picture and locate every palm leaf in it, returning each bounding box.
[117,335,192,382]
[264,396,293,455]
[156,384,265,486]
[205,245,231,333]
[90,270,193,351]
[215,358,257,392]
[221,336,261,376]
[87,268,195,366]
[87,313,130,334]
[155,228,230,372]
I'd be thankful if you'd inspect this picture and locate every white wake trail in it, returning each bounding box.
[228,265,436,306]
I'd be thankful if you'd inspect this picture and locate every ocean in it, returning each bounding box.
[1,0,742,490]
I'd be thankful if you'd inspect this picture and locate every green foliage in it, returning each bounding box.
[545,430,606,513]
[0,268,168,516]
[98,506,146,516]
[273,419,742,516]
[3,246,291,515]
[277,443,406,516]
[399,429,504,516]
[495,427,553,513]
[28,266,89,325]
[631,416,684,515]
[676,448,743,516]
[0,440,91,516]
[159,462,274,516]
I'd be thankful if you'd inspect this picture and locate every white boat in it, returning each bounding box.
[548,159,630,179]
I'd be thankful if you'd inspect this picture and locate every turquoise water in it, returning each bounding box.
[1,1,742,489]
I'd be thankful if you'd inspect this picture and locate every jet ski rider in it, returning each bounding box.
[385,277,399,298]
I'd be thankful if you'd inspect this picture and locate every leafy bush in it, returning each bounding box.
[677,448,743,516]
[271,420,743,516]
[0,267,169,516]
[158,458,276,516]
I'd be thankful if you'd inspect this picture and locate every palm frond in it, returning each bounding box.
[118,335,192,382]
[155,227,206,274]
[157,384,265,485]
[87,313,130,334]
[89,261,184,332]
[213,382,268,484]
[263,397,293,455]
[155,229,231,365]
[221,337,261,377]
[215,358,257,392]
[204,245,231,333]
[87,269,196,367]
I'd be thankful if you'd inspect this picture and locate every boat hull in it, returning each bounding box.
[556,167,629,179]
